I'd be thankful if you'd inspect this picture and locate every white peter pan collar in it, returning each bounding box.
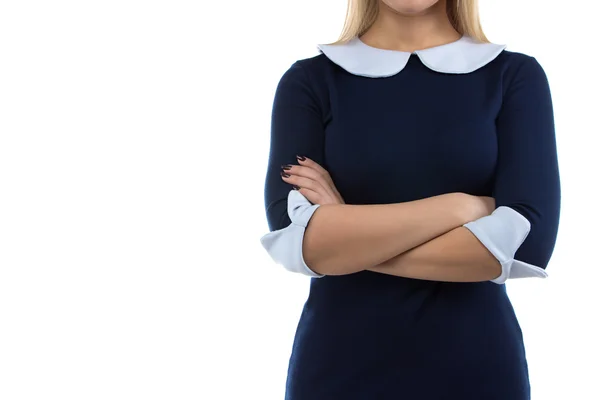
[317,36,506,77]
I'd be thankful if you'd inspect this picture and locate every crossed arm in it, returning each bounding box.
[261,58,560,284]
[367,226,502,282]
[282,157,501,282]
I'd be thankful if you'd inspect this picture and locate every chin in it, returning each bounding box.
[380,0,441,15]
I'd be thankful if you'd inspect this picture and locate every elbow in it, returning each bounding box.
[487,260,503,282]
[301,239,324,275]
[513,236,557,272]
[464,206,552,284]
[296,228,327,276]
[510,205,560,271]
[302,255,328,276]
[500,196,561,268]
[303,259,349,277]
[302,210,356,276]
[302,222,336,276]
[259,221,325,278]
[303,255,356,277]
[261,190,358,277]
[260,189,326,277]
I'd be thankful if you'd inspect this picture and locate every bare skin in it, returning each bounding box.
[278,0,502,281]
[360,0,461,53]
[281,157,499,281]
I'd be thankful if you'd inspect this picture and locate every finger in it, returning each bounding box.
[285,162,339,200]
[297,161,342,201]
[290,157,344,204]
[296,156,335,186]
[296,155,328,176]
[281,174,338,204]
[282,164,322,180]
[281,172,327,193]
[282,165,338,199]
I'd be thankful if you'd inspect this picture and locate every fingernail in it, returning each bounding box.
[281,164,292,170]
[281,171,290,178]
[292,185,300,190]
[296,155,306,161]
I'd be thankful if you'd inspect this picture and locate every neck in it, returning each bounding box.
[360,0,460,53]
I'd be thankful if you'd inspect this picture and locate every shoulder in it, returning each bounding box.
[491,49,552,101]
[278,52,331,85]
[495,49,549,82]
[275,53,332,106]
[271,53,331,112]
[294,52,331,74]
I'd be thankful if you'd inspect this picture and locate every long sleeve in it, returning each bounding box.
[464,55,561,284]
[259,61,326,277]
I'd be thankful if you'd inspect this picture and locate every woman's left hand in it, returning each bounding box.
[280,156,345,205]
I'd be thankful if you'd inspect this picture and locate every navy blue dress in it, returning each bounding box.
[262,36,560,400]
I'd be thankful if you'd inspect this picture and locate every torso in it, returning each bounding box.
[284,50,532,400]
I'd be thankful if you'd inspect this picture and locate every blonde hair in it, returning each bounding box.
[333,0,488,44]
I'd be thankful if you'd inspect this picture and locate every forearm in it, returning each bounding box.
[303,193,474,276]
[367,226,501,282]
[366,58,561,284]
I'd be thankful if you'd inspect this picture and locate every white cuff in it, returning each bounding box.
[260,190,324,277]
[463,206,548,284]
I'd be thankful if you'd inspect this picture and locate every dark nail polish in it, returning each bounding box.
[292,185,300,190]
[281,171,290,178]
[281,164,292,170]
[296,155,306,161]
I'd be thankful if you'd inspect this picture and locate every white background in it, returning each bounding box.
[0,0,598,399]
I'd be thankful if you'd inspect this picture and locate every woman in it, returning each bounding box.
[260,0,561,398]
